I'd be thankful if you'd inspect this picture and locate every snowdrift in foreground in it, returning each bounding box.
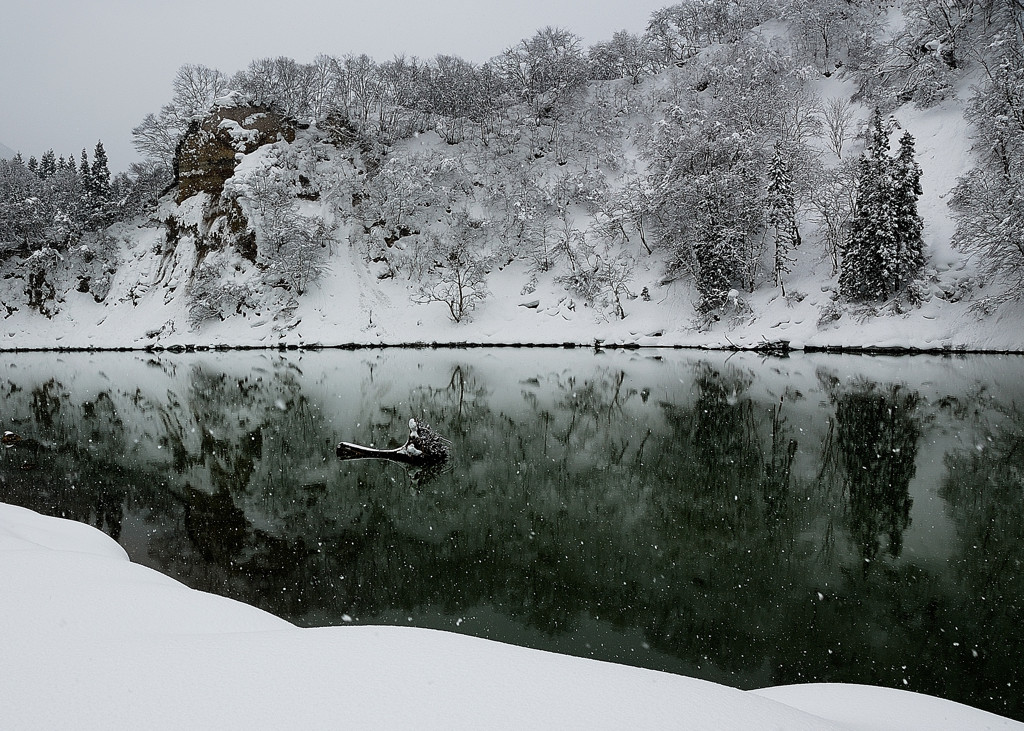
[0,503,1019,730]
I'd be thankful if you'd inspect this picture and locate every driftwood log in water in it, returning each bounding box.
[2,431,51,470]
[336,419,451,465]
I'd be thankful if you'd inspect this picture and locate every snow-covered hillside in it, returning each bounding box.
[3,95,1021,354]
[1,2,1022,352]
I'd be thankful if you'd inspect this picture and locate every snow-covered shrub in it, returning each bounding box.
[259,211,331,295]
[187,251,253,329]
[68,234,120,303]
[817,300,843,328]
[904,277,932,307]
[939,276,978,304]
[554,236,636,319]
[23,247,63,317]
[557,268,602,303]
[551,168,607,213]
[784,289,807,306]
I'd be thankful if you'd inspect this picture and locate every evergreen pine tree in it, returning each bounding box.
[90,140,111,197]
[841,112,890,300]
[892,131,925,288]
[86,140,115,229]
[27,156,38,175]
[765,142,801,290]
[79,149,96,230]
[694,227,739,312]
[39,150,56,179]
[79,149,93,191]
[840,110,924,302]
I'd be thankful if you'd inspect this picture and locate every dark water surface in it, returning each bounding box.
[1,349,1021,719]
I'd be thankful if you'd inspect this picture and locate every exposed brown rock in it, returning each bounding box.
[174,105,296,204]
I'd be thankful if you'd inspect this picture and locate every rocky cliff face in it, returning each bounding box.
[167,103,299,264]
[174,104,296,204]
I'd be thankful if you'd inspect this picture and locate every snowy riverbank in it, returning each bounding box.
[3,243,1023,354]
[1,502,1020,729]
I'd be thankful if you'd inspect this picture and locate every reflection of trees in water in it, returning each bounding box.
[149,479,319,618]
[0,364,336,619]
[1,378,137,542]
[644,363,816,677]
[3,355,1024,720]
[763,397,799,532]
[657,364,760,535]
[554,369,634,449]
[299,362,674,638]
[1,360,814,678]
[324,362,609,634]
[827,380,920,570]
[939,403,1024,721]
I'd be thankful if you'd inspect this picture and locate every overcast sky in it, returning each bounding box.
[1,0,669,171]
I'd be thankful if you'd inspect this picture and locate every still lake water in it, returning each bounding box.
[1,348,1021,719]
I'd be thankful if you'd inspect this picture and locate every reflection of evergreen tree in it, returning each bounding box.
[173,482,248,564]
[833,382,919,568]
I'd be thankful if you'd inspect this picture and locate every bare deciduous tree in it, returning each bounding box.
[809,159,858,275]
[132,64,229,166]
[415,229,490,323]
[822,96,856,158]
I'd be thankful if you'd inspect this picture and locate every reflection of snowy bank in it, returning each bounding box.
[1,503,1018,730]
